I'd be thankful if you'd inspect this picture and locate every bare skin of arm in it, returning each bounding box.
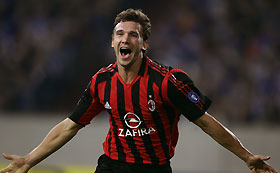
[193,112,278,173]
[0,118,83,173]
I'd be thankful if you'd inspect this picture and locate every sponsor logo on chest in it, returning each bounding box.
[118,112,156,137]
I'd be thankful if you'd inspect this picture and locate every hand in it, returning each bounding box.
[246,155,278,173]
[0,153,30,173]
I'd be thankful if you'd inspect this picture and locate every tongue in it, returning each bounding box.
[121,52,130,58]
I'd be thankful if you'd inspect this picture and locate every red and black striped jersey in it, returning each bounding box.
[69,56,211,165]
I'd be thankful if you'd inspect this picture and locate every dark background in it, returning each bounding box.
[1,0,280,124]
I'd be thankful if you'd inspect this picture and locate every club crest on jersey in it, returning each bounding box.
[147,95,156,112]
[147,99,156,112]
[188,91,200,103]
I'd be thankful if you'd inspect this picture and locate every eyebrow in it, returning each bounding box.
[115,30,139,36]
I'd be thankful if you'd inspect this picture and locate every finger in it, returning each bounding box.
[255,170,268,173]
[2,153,14,161]
[0,167,12,173]
[264,166,278,173]
[269,166,278,173]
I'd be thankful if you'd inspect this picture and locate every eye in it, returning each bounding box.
[130,32,138,38]
[116,31,124,36]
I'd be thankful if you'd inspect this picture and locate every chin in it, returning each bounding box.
[120,61,133,69]
[120,63,131,69]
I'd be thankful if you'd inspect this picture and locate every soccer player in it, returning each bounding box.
[1,8,278,173]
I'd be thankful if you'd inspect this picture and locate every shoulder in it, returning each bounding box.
[97,64,115,74]
[147,58,173,76]
[161,67,194,97]
[146,58,192,87]
[147,58,190,79]
[167,68,193,84]
[93,64,116,84]
[146,58,175,87]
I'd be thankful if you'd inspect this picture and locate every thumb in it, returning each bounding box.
[259,155,271,161]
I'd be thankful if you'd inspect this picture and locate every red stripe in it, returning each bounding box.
[169,114,179,157]
[96,80,110,155]
[139,75,156,164]
[152,82,172,163]
[97,81,106,104]
[161,72,180,112]
[125,79,148,163]
[110,75,134,162]
[104,116,112,156]
[98,64,114,73]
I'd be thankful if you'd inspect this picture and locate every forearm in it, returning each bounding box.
[206,121,252,161]
[194,113,253,162]
[24,118,81,169]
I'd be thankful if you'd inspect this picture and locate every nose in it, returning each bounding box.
[121,33,129,44]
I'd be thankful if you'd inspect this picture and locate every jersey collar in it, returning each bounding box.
[113,56,148,77]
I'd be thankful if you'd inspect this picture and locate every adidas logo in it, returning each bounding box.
[105,101,112,109]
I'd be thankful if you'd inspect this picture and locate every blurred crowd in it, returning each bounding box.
[0,0,279,124]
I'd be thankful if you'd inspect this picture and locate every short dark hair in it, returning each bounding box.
[113,8,151,42]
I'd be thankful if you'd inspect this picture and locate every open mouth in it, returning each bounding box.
[120,48,132,56]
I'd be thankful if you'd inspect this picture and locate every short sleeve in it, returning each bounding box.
[164,69,211,121]
[68,74,104,126]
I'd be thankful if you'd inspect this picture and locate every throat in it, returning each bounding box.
[117,54,143,84]
[119,70,138,84]
[118,59,142,84]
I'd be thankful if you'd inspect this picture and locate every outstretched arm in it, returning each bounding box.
[0,118,83,173]
[193,112,278,173]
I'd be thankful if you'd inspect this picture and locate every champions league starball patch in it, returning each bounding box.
[188,91,200,103]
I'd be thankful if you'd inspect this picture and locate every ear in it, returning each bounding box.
[142,41,149,51]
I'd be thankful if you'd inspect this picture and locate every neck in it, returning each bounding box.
[118,56,143,84]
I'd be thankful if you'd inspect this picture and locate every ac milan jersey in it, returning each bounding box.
[69,56,211,165]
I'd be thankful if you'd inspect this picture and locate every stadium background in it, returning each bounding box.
[0,0,279,172]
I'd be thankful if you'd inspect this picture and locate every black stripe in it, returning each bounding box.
[69,80,93,126]
[148,69,171,160]
[95,72,108,99]
[104,78,126,160]
[108,130,112,157]
[150,67,175,131]
[96,70,117,85]
[156,69,178,147]
[162,101,177,134]
[148,67,164,89]
[159,80,176,132]
[138,56,147,76]
[132,79,158,164]
[117,79,143,164]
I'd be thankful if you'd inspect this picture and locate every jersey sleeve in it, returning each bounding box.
[163,68,212,121]
[68,74,104,126]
